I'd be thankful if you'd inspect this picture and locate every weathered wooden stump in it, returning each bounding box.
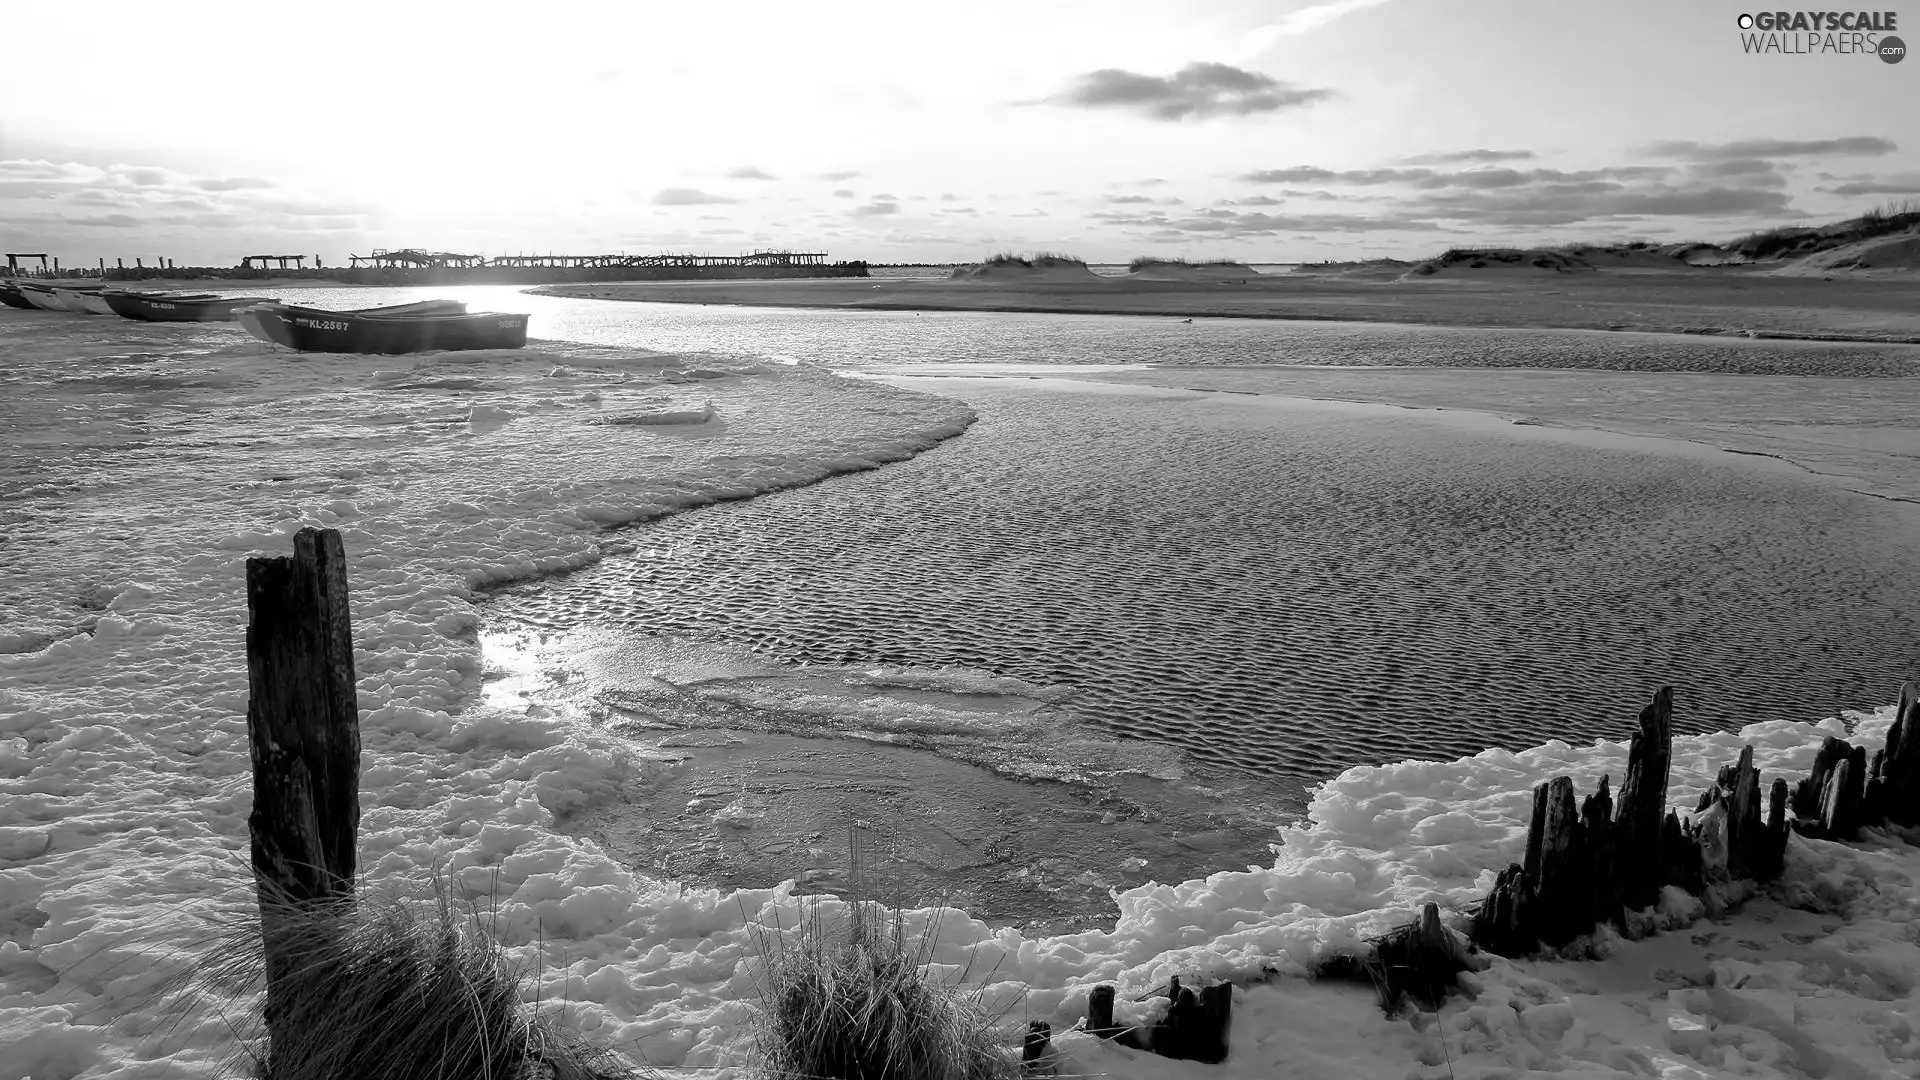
[1083,978,1231,1063]
[1021,1019,1053,1074]
[1472,686,1812,955]
[1373,901,1475,1010]
[1614,687,1673,911]
[1151,977,1232,1064]
[245,527,362,1057]
[1887,684,1920,817]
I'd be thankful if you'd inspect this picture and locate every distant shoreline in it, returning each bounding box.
[534,272,1920,346]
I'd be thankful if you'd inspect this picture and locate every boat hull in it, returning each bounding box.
[104,293,278,322]
[0,283,35,310]
[17,284,69,311]
[52,288,113,315]
[260,309,530,354]
[238,300,470,347]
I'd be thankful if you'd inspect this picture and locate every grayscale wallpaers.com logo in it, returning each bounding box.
[1736,10,1905,61]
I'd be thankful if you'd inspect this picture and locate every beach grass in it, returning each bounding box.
[1728,200,1920,260]
[744,835,1022,1080]
[981,251,1087,268]
[1126,256,1251,271]
[172,873,642,1080]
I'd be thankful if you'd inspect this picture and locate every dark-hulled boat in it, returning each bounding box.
[104,292,276,322]
[250,306,530,354]
[236,299,468,347]
[0,282,36,310]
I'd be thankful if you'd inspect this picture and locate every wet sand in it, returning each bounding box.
[984,364,1920,504]
[538,269,1920,345]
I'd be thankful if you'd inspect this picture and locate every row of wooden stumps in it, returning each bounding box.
[245,527,364,1070]
[1021,977,1234,1071]
[1472,683,1920,957]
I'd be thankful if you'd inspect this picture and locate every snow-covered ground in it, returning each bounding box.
[2,316,1916,1079]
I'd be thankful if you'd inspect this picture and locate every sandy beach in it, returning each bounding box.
[538,268,1920,345]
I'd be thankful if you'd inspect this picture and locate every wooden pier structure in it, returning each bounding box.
[4,253,54,276]
[348,248,834,270]
[7,248,865,284]
[241,254,314,270]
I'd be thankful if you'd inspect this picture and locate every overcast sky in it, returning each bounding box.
[1,0,1912,265]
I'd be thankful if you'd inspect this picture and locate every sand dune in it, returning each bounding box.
[1773,228,1920,276]
[949,254,1100,282]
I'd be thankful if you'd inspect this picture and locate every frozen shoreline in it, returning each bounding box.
[4,312,1919,1077]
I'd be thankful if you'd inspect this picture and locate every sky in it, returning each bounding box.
[1,0,1914,265]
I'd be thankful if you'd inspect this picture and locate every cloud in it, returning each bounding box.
[1093,207,1438,236]
[1401,184,1791,226]
[1685,159,1793,188]
[1219,155,1805,230]
[107,165,177,187]
[831,189,857,198]
[1039,62,1332,121]
[1239,165,1676,190]
[1821,173,1920,195]
[196,176,275,192]
[1239,166,1434,185]
[1643,137,1897,160]
[852,196,900,217]
[1403,149,1537,165]
[651,187,738,205]
[1012,208,1051,218]
[63,213,140,228]
[727,165,777,180]
[819,170,862,181]
[0,159,98,182]
[1226,195,1284,206]
[1105,194,1155,204]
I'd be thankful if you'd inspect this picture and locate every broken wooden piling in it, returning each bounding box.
[245,526,362,1052]
[1471,684,1920,959]
[1081,976,1233,1064]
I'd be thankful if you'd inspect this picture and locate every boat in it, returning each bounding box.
[103,292,277,322]
[249,306,530,354]
[236,299,469,347]
[0,283,36,310]
[15,282,72,311]
[51,285,115,315]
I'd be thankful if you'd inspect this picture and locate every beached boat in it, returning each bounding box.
[51,286,115,315]
[250,306,530,354]
[236,299,470,347]
[15,283,72,311]
[104,292,276,322]
[0,283,36,310]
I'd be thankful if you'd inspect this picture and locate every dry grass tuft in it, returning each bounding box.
[173,873,643,1080]
[743,836,1022,1080]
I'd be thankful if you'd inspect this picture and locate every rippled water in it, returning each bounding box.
[489,377,1920,813]
[183,287,1920,799]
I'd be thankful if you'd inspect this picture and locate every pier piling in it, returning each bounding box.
[244,526,362,1061]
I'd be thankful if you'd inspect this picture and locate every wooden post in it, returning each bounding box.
[1021,1020,1052,1071]
[1613,687,1673,911]
[245,526,362,1047]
